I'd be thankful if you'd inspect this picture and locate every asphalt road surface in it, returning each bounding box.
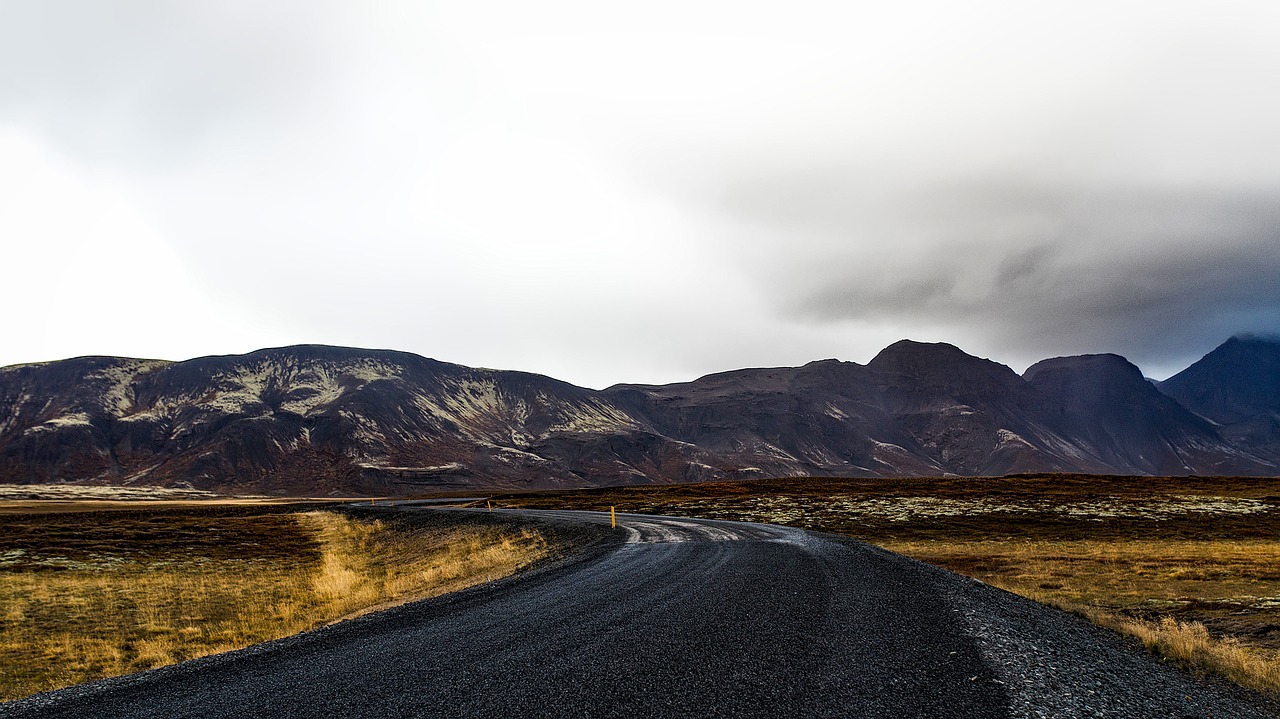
[3,509,1277,718]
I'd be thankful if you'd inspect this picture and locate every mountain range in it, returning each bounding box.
[2,336,1277,495]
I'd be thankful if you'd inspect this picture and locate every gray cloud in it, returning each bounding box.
[652,7,1280,377]
[712,176,1280,375]
[0,2,329,165]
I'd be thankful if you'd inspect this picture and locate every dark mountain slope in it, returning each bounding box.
[2,339,1277,494]
[606,359,939,478]
[607,340,1266,479]
[863,341,1086,475]
[610,341,1071,478]
[1023,354,1261,475]
[1159,336,1280,460]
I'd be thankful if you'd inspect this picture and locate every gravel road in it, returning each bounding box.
[2,508,1276,718]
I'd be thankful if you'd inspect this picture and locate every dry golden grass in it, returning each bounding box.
[1000,594,1280,695]
[880,538,1280,693]
[301,512,548,621]
[1081,611,1280,695]
[0,499,349,516]
[877,539,1280,614]
[0,510,548,701]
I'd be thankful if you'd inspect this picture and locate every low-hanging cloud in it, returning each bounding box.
[795,184,1278,369]
[703,169,1280,375]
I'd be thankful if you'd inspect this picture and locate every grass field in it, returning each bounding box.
[489,474,1280,694]
[0,504,549,701]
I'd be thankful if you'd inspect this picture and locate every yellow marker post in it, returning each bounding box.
[487,500,492,512]
[611,505,616,528]
[370,498,375,506]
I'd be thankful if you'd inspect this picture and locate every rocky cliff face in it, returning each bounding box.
[1,339,1276,494]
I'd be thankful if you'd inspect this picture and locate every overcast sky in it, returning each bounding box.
[3,1,1279,388]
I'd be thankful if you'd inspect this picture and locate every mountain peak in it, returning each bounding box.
[867,339,1014,376]
[1175,335,1280,376]
[1160,335,1280,425]
[1023,353,1141,383]
[868,340,975,368]
[866,340,1025,399]
[1228,333,1280,346]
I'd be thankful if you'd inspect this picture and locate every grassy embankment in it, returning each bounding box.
[491,474,1280,695]
[0,504,549,701]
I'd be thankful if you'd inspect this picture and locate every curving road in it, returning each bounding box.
[3,509,1276,719]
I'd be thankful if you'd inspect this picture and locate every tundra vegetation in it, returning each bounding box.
[0,503,549,701]
[493,474,1280,695]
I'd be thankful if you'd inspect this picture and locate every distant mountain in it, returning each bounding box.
[0,346,718,494]
[1,339,1277,495]
[1159,335,1280,462]
[1024,354,1236,475]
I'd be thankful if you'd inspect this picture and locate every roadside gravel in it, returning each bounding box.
[915,546,1280,719]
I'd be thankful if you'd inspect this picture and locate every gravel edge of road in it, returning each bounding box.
[0,506,625,716]
[837,537,1280,719]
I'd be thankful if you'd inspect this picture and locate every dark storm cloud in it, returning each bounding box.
[725,176,1280,373]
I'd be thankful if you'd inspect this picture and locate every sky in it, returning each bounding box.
[3,1,1280,389]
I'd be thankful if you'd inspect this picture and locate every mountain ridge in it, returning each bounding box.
[2,338,1277,494]
[1158,335,1280,464]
